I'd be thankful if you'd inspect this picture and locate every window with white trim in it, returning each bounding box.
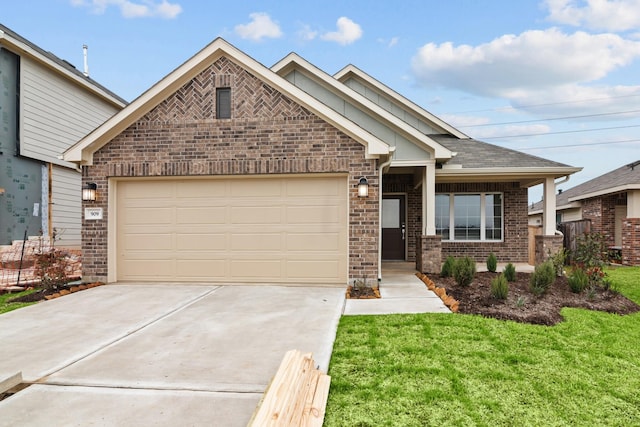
[435,193,503,241]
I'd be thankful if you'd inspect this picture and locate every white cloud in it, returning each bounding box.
[377,36,399,47]
[509,84,640,116]
[71,0,182,19]
[545,0,640,32]
[234,12,283,41]
[321,17,362,45]
[411,28,640,115]
[465,124,552,140]
[297,24,318,41]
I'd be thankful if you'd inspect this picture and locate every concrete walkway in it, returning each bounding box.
[344,262,451,315]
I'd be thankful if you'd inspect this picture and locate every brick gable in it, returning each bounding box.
[82,56,378,283]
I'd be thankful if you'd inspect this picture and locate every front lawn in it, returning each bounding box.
[0,289,38,315]
[325,266,640,426]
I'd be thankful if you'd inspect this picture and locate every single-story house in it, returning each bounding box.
[529,161,640,265]
[64,38,580,285]
[0,24,126,248]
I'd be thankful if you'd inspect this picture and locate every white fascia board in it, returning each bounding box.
[65,38,389,164]
[390,159,431,167]
[567,184,640,202]
[0,30,125,109]
[437,167,582,183]
[272,54,451,160]
[334,64,469,139]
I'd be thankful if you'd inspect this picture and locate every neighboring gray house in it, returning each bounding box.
[65,38,579,285]
[529,161,640,265]
[0,24,126,248]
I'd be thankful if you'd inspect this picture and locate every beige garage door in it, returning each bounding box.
[116,175,348,283]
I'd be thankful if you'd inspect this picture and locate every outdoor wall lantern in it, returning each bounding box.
[82,182,97,201]
[357,176,369,198]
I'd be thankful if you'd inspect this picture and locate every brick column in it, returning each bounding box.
[416,235,442,274]
[622,218,640,266]
[535,234,563,265]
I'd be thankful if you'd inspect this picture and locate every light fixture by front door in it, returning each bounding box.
[357,176,369,197]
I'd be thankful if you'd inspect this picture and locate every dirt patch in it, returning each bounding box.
[431,272,640,325]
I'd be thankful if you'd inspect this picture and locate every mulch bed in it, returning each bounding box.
[346,285,380,299]
[6,282,104,303]
[431,271,640,325]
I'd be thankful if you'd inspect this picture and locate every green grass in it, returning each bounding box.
[325,266,640,427]
[0,289,38,314]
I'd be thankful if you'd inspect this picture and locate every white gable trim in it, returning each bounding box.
[272,53,453,161]
[567,184,640,202]
[334,64,468,140]
[64,38,389,164]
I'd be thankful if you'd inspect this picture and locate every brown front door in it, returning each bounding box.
[382,195,406,260]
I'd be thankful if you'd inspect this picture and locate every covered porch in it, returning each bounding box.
[380,162,568,275]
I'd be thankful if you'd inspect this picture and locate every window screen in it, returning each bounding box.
[216,88,231,119]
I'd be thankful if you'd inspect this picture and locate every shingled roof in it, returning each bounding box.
[431,135,572,169]
[0,23,127,106]
[530,160,640,212]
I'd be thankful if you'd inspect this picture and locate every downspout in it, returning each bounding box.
[378,147,396,282]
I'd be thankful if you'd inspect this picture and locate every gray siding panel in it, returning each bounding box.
[51,165,81,248]
[20,56,119,167]
[287,70,429,161]
[343,77,440,135]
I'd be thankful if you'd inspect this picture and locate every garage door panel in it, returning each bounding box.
[287,233,341,251]
[231,180,283,197]
[120,260,175,278]
[122,234,173,251]
[231,233,282,251]
[177,207,226,224]
[117,176,347,283]
[176,180,226,198]
[230,260,283,279]
[122,208,173,225]
[176,260,226,279]
[176,234,227,251]
[286,260,343,281]
[230,206,281,224]
[286,177,341,196]
[286,205,341,224]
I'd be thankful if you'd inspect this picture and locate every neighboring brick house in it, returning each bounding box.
[0,24,126,248]
[64,38,579,285]
[530,161,640,266]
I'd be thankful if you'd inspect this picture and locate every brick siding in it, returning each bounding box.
[81,56,378,283]
[622,218,640,266]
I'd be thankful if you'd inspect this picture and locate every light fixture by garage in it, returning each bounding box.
[82,182,97,201]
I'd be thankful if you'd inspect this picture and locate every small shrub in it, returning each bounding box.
[440,256,456,278]
[515,296,527,308]
[567,268,589,293]
[503,263,516,282]
[453,256,476,287]
[486,252,498,273]
[529,261,556,296]
[548,248,567,277]
[490,274,508,300]
[572,232,608,269]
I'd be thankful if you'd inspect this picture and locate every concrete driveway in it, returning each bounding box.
[0,283,345,426]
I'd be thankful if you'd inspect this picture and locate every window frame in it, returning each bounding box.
[435,192,504,242]
[216,87,231,119]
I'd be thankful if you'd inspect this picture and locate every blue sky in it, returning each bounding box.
[3,0,640,203]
